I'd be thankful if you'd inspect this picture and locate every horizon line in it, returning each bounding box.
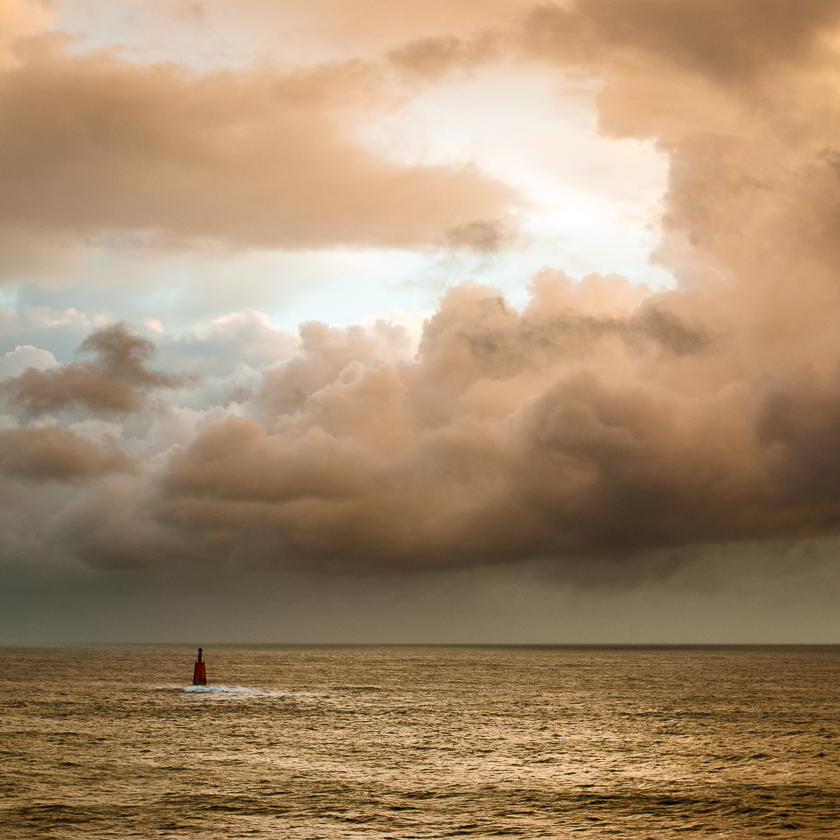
[2,641,838,648]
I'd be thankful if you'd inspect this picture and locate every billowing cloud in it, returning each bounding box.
[27,263,836,574]
[118,282,726,571]
[5,0,840,601]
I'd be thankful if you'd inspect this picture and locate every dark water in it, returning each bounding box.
[1,645,838,839]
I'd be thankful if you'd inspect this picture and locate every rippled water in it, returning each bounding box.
[1,645,838,838]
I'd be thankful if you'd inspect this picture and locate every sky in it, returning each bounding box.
[1,0,839,644]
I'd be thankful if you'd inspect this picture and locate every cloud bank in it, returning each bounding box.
[3,0,840,600]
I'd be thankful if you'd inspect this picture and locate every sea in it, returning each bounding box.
[1,645,838,839]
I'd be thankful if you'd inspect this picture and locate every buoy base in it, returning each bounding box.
[192,662,207,685]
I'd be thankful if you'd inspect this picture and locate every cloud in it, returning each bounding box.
[163,311,298,376]
[387,33,502,79]
[6,0,840,592]
[0,0,52,66]
[5,268,800,573]
[0,425,134,481]
[521,0,840,281]
[0,344,56,378]
[444,218,516,254]
[0,305,111,363]
[524,0,840,82]
[142,281,721,572]
[0,40,516,254]
[2,322,189,415]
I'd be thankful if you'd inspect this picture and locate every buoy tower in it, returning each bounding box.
[192,647,207,686]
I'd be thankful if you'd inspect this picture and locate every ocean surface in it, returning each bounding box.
[1,645,838,839]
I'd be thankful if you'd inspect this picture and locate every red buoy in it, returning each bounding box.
[192,647,207,685]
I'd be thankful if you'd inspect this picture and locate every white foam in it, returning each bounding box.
[179,685,324,698]
[182,685,266,695]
